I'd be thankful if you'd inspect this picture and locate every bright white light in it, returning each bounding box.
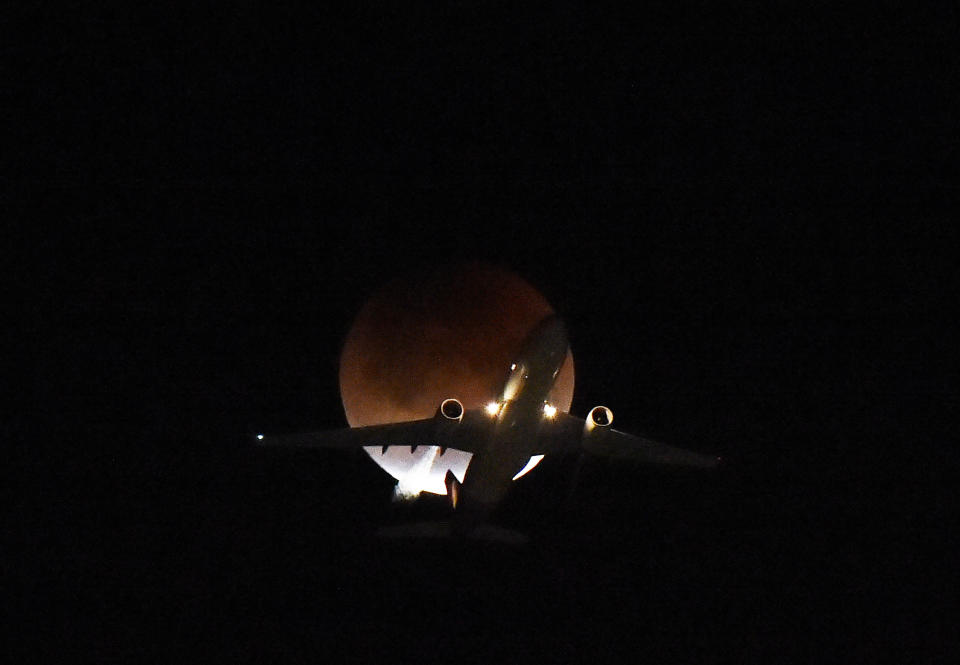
[485,401,501,416]
[512,454,545,481]
[393,485,421,501]
[363,445,471,496]
[395,445,443,496]
[542,404,557,418]
[256,434,264,440]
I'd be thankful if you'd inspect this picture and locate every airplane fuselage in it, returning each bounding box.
[458,315,570,510]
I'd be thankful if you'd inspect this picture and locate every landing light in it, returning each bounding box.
[542,404,557,418]
[485,401,501,416]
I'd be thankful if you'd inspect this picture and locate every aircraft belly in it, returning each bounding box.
[461,436,532,506]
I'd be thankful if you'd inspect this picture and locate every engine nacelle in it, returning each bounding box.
[436,398,464,423]
[584,405,614,433]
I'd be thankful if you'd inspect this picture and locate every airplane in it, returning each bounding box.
[254,315,720,526]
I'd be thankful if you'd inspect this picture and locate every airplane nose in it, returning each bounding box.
[514,314,570,374]
[540,315,569,357]
[532,314,567,346]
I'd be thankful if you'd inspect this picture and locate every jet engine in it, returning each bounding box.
[437,398,464,422]
[584,405,614,432]
[432,398,465,454]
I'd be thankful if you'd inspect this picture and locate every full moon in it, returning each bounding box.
[339,262,574,496]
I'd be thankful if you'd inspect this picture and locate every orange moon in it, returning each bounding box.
[339,262,574,427]
[338,262,574,496]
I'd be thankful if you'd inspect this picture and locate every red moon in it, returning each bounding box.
[338,262,574,495]
[339,262,574,427]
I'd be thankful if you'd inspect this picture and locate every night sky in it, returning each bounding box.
[15,4,957,663]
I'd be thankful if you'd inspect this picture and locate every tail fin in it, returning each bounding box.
[444,470,461,510]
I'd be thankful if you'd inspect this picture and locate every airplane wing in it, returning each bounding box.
[541,412,720,468]
[254,408,718,467]
[253,408,494,454]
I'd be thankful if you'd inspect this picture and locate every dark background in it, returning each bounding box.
[13,3,956,663]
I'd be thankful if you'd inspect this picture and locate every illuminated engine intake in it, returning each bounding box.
[437,398,464,422]
[585,405,614,432]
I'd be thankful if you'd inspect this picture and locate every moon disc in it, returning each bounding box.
[339,262,574,495]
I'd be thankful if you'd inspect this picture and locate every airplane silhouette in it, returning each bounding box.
[255,315,720,526]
